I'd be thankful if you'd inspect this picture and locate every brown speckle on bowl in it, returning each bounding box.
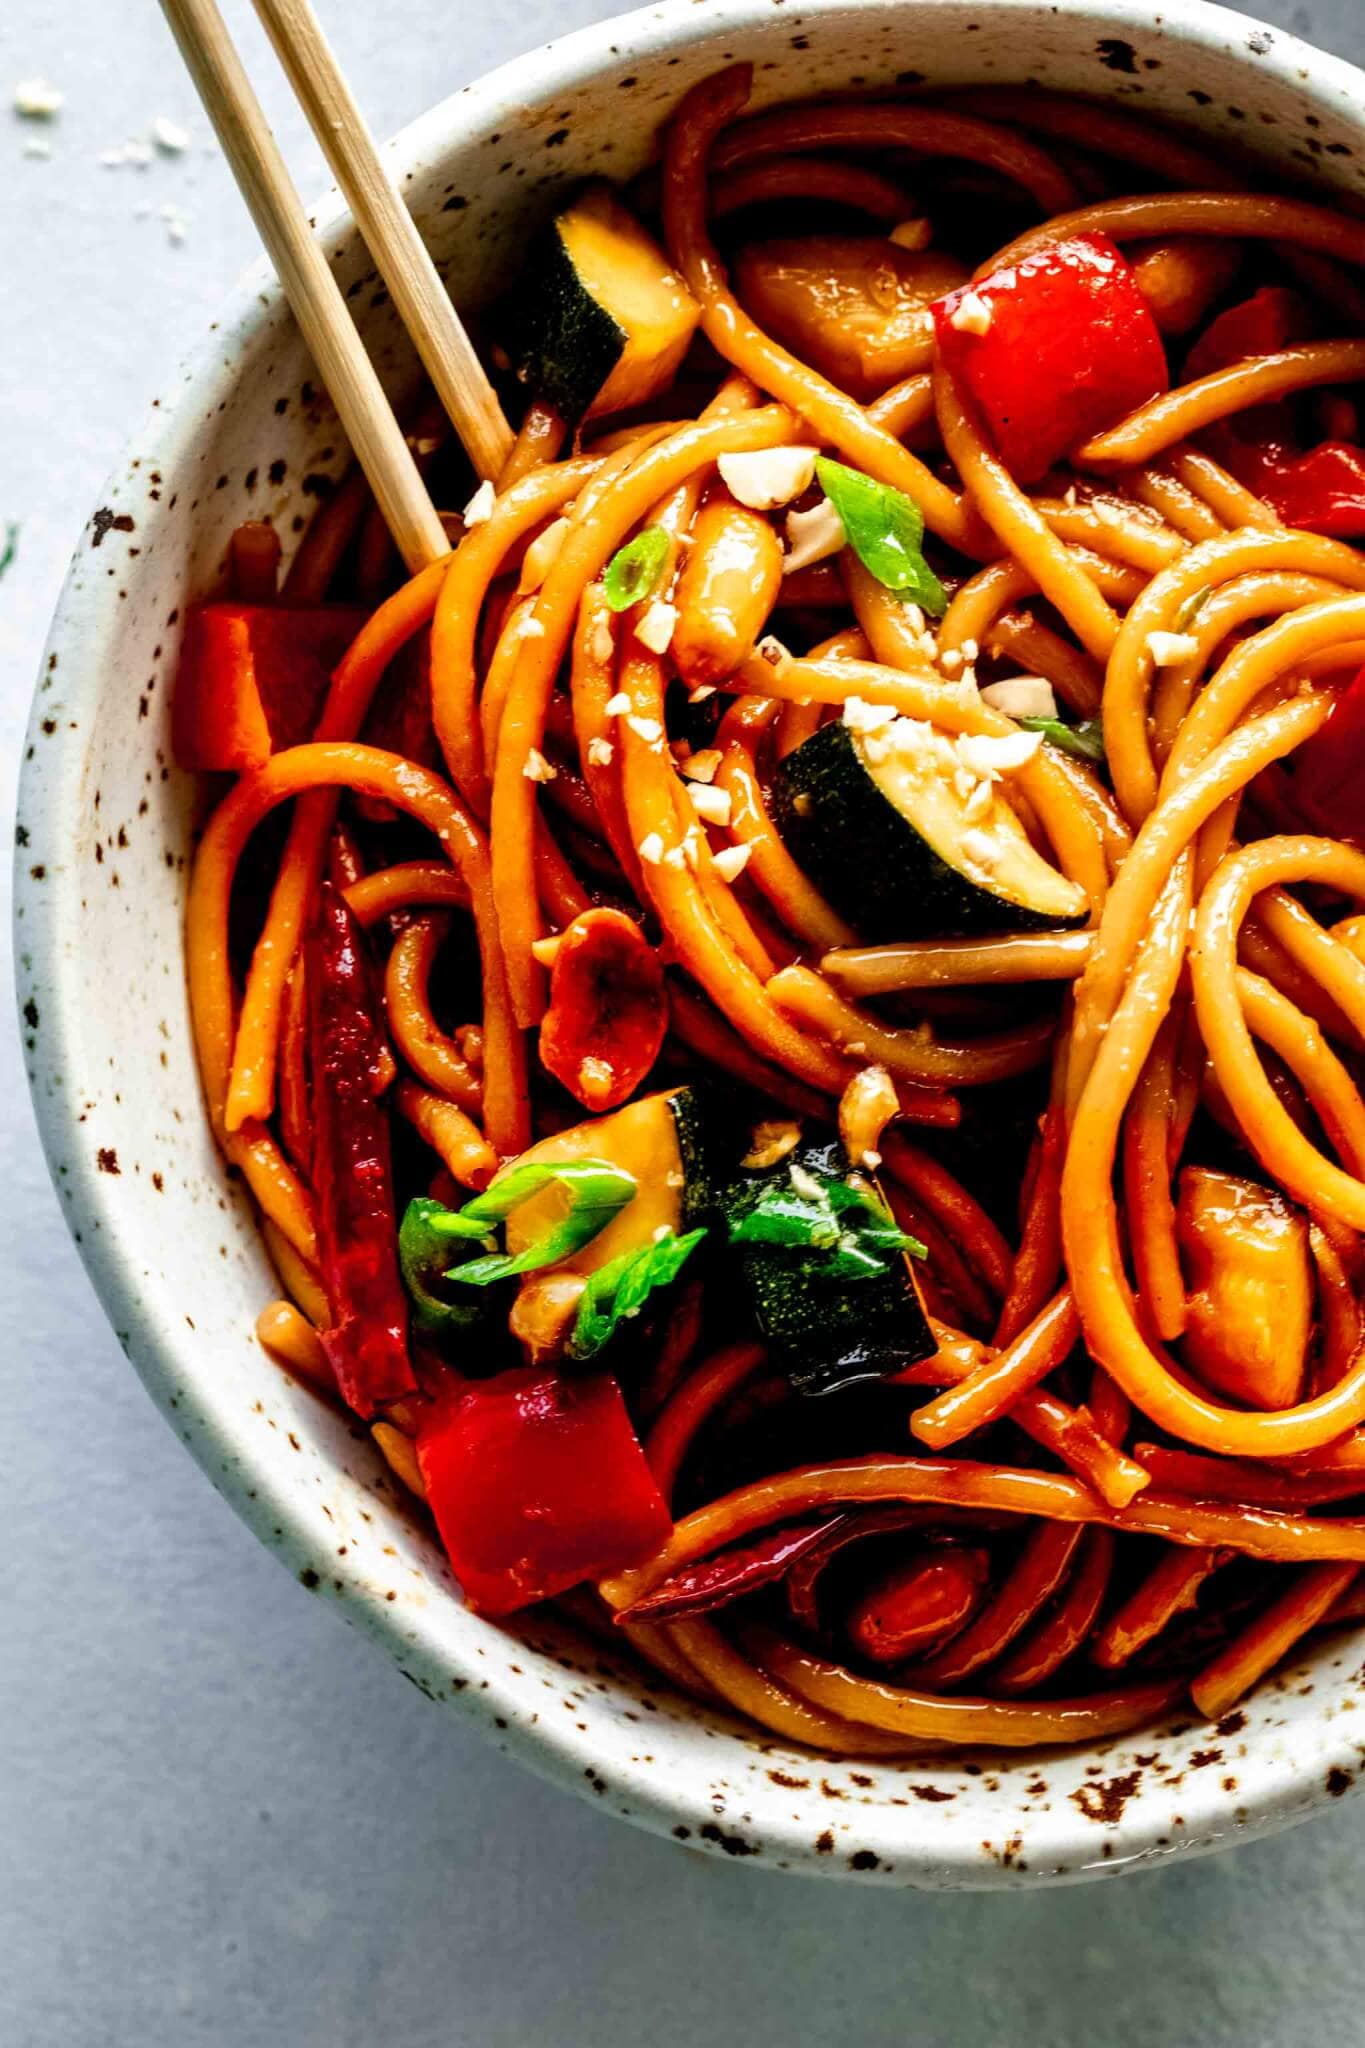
[1071,1771,1143,1825]
[700,1823,760,1859]
[89,507,136,547]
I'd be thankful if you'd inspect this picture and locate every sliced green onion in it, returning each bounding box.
[397,1159,638,1303]
[440,1158,638,1286]
[726,1163,925,1282]
[1175,585,1213,632]
[568,1226,708,1361]
[399,1197,491,1335]
[1018,715,1106,764]
[603,525,669,611]
[813,457,946,616]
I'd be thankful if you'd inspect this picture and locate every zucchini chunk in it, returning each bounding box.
[505,1085,705,1271]
[505,184,701,423]
[1175,1167,1312,1410]
[722,1132,937,1396]
[771,716,1089,941]
[505,1086,708,1364]
[734,235,968,401]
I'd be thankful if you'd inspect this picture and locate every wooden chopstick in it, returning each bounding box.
[250,0,515,483]
[159,0,449,572]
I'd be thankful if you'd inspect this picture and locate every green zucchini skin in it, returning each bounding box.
[667,1084,712,1233]
[770,719,1087,942]
[504,217,626,424]
[722,1134,937,1397]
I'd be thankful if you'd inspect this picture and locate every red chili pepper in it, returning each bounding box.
[784,1504,939,1631]
[172,602,367,773]
[307,880,416,1417]
[415,1367,672,1616]
[538,907,667,1111]
[1281,661,1365,838]
[615,1517,844,1625]
[932,232,1168,484]
[846,1547,990,1665]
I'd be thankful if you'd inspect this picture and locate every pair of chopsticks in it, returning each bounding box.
[159,0,515,573]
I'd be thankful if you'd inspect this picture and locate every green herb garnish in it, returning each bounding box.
[0,522,18,583]
[569,1227,708,1361]
[441,1157,638,1285]
[399,1197,490,1335]
[727,1163,925,1283]
[399,1158,637,1317]
[813,457,946,616]
[603,525,669,611]
[1018,715,1106,764]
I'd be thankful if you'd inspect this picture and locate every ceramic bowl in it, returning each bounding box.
[18,0,1365,1888]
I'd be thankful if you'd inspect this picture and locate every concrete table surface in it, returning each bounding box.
[4,2,1365,2042]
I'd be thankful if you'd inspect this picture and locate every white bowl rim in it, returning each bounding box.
[18,0,1365,1887]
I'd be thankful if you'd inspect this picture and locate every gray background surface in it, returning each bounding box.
[4,2,1365,2043]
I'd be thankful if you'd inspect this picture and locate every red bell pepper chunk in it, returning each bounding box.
[538,907,667,1111]
[307,880,416,1418]
[932,232,1168,484]
[172,602,366,773]
[1183,285,1312,382]
[415,1367,672,1616]
[1230,438,1365,539]
[1180,289,1365,535]
[1283,661,1365,838]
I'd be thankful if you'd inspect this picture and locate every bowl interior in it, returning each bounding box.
[18,0,1365,1887]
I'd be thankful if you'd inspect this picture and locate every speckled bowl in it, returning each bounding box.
[17,0,1365,1887]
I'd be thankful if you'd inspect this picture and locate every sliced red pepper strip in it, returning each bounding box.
[614,1516,845,1625]
[307,880,416,1417]
[539,907,668,1111]
[932,232,1168,484]
[415,1367,672,1616]
[172,601,367,773]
